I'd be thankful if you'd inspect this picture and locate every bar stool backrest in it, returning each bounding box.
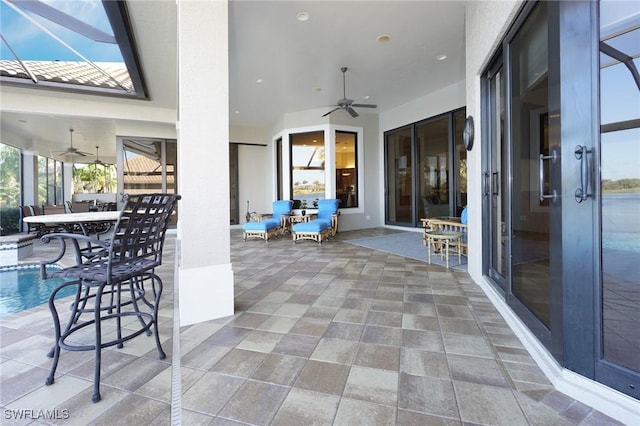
[108,193,181,271]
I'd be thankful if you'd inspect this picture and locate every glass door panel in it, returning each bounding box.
[229,144,238,225]
[416,117,449,219]
[454,110,467,216]
[598,0,640,395]
[385,126,413,224]
[488,65,507,285]
[509,2,553,328]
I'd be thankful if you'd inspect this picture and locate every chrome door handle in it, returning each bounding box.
[492,172,499,196]
[574,145,593,203]
[483,172,490,196]
[539,150,557,202]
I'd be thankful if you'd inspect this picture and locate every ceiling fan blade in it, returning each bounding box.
[346,107,359,118]
[322,107,340,117]
[352,103,377,108]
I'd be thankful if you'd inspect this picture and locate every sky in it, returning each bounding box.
[0,0,123,62]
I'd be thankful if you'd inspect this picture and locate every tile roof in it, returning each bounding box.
[0,60,132,91]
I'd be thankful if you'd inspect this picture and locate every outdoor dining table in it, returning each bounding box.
[23,211,121,236]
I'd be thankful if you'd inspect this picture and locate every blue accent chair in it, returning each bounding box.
[292,199,340,244]
[242,200,292,241]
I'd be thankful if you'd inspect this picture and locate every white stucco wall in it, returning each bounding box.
[230,125,274,219]
[177,0,233,325]
[379,80,466,132]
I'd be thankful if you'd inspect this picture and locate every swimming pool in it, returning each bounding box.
[0,265,74,317]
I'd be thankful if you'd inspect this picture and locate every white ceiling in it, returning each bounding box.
[0,0,466,163]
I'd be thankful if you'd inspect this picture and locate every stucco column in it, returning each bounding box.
[22,151,37,207]
[177,0,233,325]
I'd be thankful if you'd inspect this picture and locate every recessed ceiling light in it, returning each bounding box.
[376,34,391,43]
[436,54,447,61]
[234,110,240,114]
[256,78,263,83]
[363,95,370,100]
[296,12,309,22]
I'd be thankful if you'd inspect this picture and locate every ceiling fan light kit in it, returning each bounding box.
[323,67,377,118]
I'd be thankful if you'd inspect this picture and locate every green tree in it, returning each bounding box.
[0,143,21,207]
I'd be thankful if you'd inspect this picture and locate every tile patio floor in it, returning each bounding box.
[0,228,624,425]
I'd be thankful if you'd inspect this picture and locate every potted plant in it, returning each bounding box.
[300,200,308,216]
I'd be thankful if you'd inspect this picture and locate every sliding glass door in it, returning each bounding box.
[385,126,413,225]
[482,0,639,398]
[384,109,466,227]
[484,60,507,292]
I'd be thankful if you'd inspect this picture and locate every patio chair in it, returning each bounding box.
[39,193,180,403]
[242,199,293,241]
[291,198,340,244]
[20,205,42,235]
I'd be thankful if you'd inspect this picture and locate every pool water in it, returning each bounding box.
[0,266,75,317]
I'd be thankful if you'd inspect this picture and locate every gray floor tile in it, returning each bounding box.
[89,393,169,426]
[400,347,450,379]
[210,348,267,378]
[256,315,298,333]
[361,325,402,346]
[333,308,368,324]
[294,360,350,396]
[181,371,245,416]
[217,380,289,425]
[366,310,403,328]
[289,317,331,337]
[323,322,364,341]
[442,333,495,358]
[398,373,459,419]
[333,397,396,425]
[353,343,400,371]
[236,329,283,352]
[250,353,307,386]
[453,380,529,425]
[447,353,509,388]
[343,366,398,405]
[272,334,320,357]
[271,388,340,426]
[310,338,359,364]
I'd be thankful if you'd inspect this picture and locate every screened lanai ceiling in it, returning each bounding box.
[0,0,146,97]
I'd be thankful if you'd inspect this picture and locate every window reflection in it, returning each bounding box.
[336,131,357,208]
[599,0,640,372]
[290,131,325,207]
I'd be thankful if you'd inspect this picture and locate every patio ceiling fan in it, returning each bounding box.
[93,146,104,165]
[55,128,91,157]
[322,67,377,118]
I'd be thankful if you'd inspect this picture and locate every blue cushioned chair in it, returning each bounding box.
[292,199,340,244]
[242,200,292,241]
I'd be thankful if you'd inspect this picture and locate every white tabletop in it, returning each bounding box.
[23,211,121,224]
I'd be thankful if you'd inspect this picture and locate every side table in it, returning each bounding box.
[289,214,317,225]
[425,230,463,268]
